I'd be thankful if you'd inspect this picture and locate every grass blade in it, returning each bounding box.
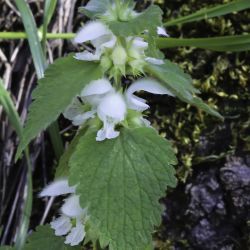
[42,0,57,50]
[14,0,46,79]
[0,79,22,137]
[156,34,250,51]
[14,0,64,160]
[165,0,250,27]
[0,79,32,250]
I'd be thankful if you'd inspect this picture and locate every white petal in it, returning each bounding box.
[145,57,164,65]
[74,21,111,44]
[61,195,84,218]
[126,78,174,111]
[157,26,169,37]
[92,34,116,51]
[64,222,85,246]
[126,94,149,111]
[39,179,75,197]
[75,51,101,61]
[81,78,113,97]
[63,98,83,121]
[140,118,151,127]
[96,93,126,141]
[97,93,126,122]
[50,215,72,236]
[96,125,120,141]
[127,78,174,97]
[131,37,148,49]
[72,110,96,126]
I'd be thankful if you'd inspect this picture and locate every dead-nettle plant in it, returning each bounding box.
[16,0,223,249]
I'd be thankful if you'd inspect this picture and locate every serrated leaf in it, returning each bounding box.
[16,55,103,159]
[23,225,80,250]
[108,5,163,37]
[146,61,223,120]
[69,127,177,250]
[79,0,110,18]
[79,0,135,18]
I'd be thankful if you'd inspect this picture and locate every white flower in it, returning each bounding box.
[74,21,116,61]
[64,78,174,141]
[157,26,169,37]
[125,78,175,112]
[96,92,126,141]
[64,78,126,141]
[73,21,168,76]
[39,179,87,246]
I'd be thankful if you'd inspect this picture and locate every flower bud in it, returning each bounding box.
[100,55,112,72]
[111,45,127,74]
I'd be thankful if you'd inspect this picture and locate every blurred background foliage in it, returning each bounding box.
[0,0,249,249]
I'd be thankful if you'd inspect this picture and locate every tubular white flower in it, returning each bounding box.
[81,78,113,97]
[96,92,127,141]
[75,51,101,61]
[71,111,96,126]
[145,57,164,65]
[39,179,75,197]
[157,26,169,37]
[74,21,116,62]
[50,215,72,236]
[81,78,114,106]
[74,21,111,44]
[40,180,87,246]
[61,195,84,218]
[63,78,114,126]
[64,220,85,246]
[125,78,174,111]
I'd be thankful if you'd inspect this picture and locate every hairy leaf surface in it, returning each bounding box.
[16,55,102,159]
[108,5,163,37]
[69,127,177,250]
[79,0,135,18]
[146,61,223,120]
[55,127,89,178]
[23,225,80,250]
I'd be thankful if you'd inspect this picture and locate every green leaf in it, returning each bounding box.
[15,0,64,160]
[0,247,14,250]
[79,0,111,18]
[79,0,135,18]
[146,61,223,120]
[156,34,250,52]
[108,5,163,37]
[165,0,250,26]
[16,55,103,159]
[23,225,80,250]
[55,126,89,178]
[69,127,177,250]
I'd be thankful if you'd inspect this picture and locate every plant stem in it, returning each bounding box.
[0,32,75,40]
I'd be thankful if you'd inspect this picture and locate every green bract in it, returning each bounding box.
[146,61,224,120]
